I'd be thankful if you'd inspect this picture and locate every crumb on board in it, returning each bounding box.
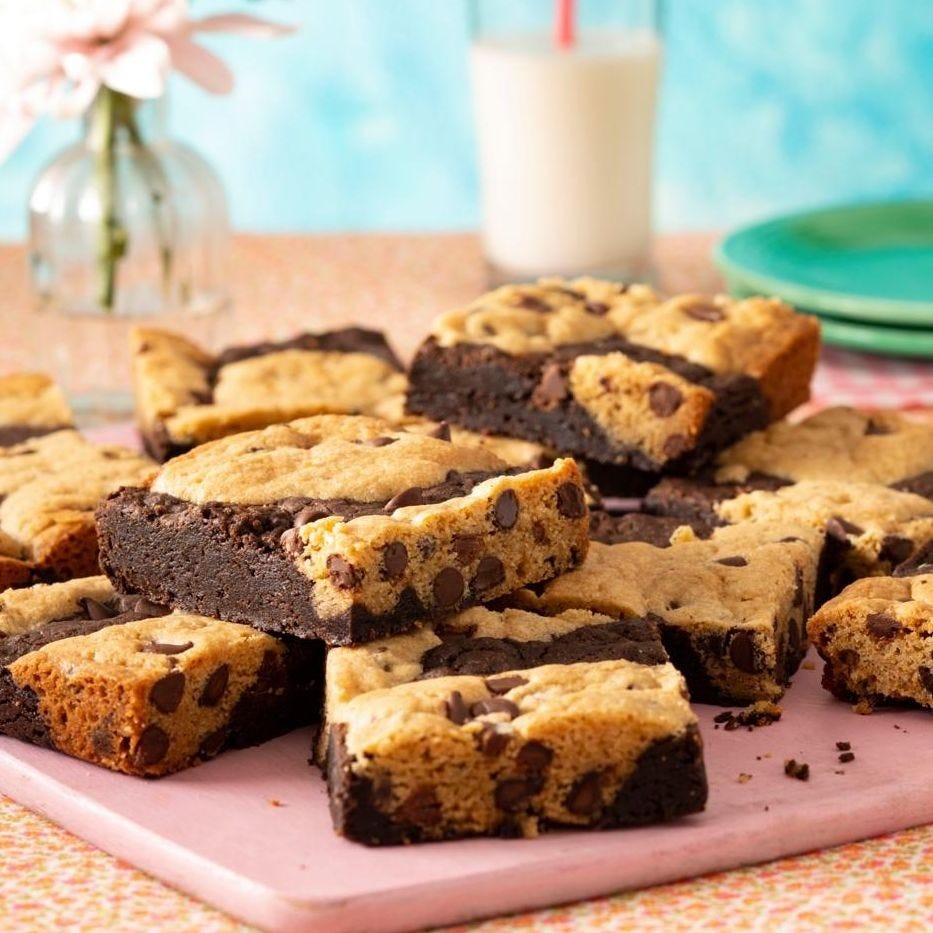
[713,701,782,731]
[737,773,753,784]
[836,741,851,751]
[853,700,874,715]
[269,799,285,808]
[838,751,855,763]
[801,659,816,670]
[784,759,810,781]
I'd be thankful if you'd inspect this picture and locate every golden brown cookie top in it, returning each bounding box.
[152,414,510,505]
[431,276,819,382]
[0,575,115,636]
[0,373,73,434]
[716,406,933,487]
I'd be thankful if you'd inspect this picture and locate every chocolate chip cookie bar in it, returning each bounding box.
[0,373,73,446]
[97,415,590,645]
[132,326,407,460]
[406,279,819,472]
[511,521,822,704]
[648,406,933,512]
[0,430,155,592]
[808,571,933,711]
[0,576,323,776]
[324,605,706,844]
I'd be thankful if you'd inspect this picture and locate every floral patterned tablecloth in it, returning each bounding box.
[1,233,932,933]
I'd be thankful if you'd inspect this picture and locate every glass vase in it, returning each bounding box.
[28,89,231,422]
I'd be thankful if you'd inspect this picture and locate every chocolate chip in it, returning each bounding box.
[380,541,408,580]
[552,285,584,300]
[493,489,519,529]
[556,482,585,519]
[715,555,748,567]
[495,779,532,812]
[838,648,860,667]
[864,420,892,436]
[445,690,470,725]
[517,294,550,312]
[532,520,548,544]
[327,554,363,589]
[451,534,482,564]
[79,597,116,621]
[566,771,602,816]
[827,515,864,542]
[477,723,510,756]
[919,666,933,695]
[728,630,757,673]
[189,388,213,405]
[149,671,186,714]
[836,741,851,751]
[198,664,229,707]
[471,697,519,719]
[793,567,805,607]
[433,567,465,609]
[662,434,690,460]
[879,535,914,565]
[866,612,904,639]
[384,487,424,511]
[199,728,226,759]
[648,382,684,417]
[838,751,855,763]
[397,786,442,827]
[683,301,725,322]
[485,674,528,694]
[124,596,171,618]
[584,300,609,316]
[280,528,304,556]
[143,641,193,655]
[294,505,332,526]
[91,727,114,757]
[134,725,169,767]
[532,364,568,408]
[517,741,554,770]
[364,436,397,447]
[472,555,505,592]
[427,421,452,441]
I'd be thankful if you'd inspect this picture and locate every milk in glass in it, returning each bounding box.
[471,30,661,281]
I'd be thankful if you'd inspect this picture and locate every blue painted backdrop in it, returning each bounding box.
[2,0,933,238]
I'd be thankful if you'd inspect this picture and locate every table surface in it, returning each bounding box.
[1,233,932,932]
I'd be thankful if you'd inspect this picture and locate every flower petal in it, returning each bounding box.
[167,36,233,94]
[189,13,296,38]
[99,32,170,98]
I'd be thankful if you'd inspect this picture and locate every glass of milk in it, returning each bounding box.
[470,0,661,283]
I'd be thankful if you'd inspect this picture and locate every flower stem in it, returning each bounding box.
[89,88,127,312]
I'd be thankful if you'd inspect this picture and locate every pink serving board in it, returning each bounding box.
[2,653,932,933]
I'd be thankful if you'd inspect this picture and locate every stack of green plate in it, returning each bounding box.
[714,200,933,358]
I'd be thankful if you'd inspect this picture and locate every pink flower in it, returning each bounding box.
[0,0,293,160]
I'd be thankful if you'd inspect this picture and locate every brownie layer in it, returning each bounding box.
[326,722,707,846]
[589,511,715,547]
[212,328,403,374]
[418,618,669,677]
[406,337,769,471]
[0,424,70,447]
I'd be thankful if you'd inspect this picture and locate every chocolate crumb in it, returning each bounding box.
[838,751,855,763]
[836,741,851,751]
[784,759,809,781]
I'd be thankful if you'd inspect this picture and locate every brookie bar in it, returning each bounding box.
[324,604,706,844]
[0,576,323,777]
[97,415,591,645]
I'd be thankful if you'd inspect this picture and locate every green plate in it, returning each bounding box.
[817,316,933,359]
[715,200,933,326]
